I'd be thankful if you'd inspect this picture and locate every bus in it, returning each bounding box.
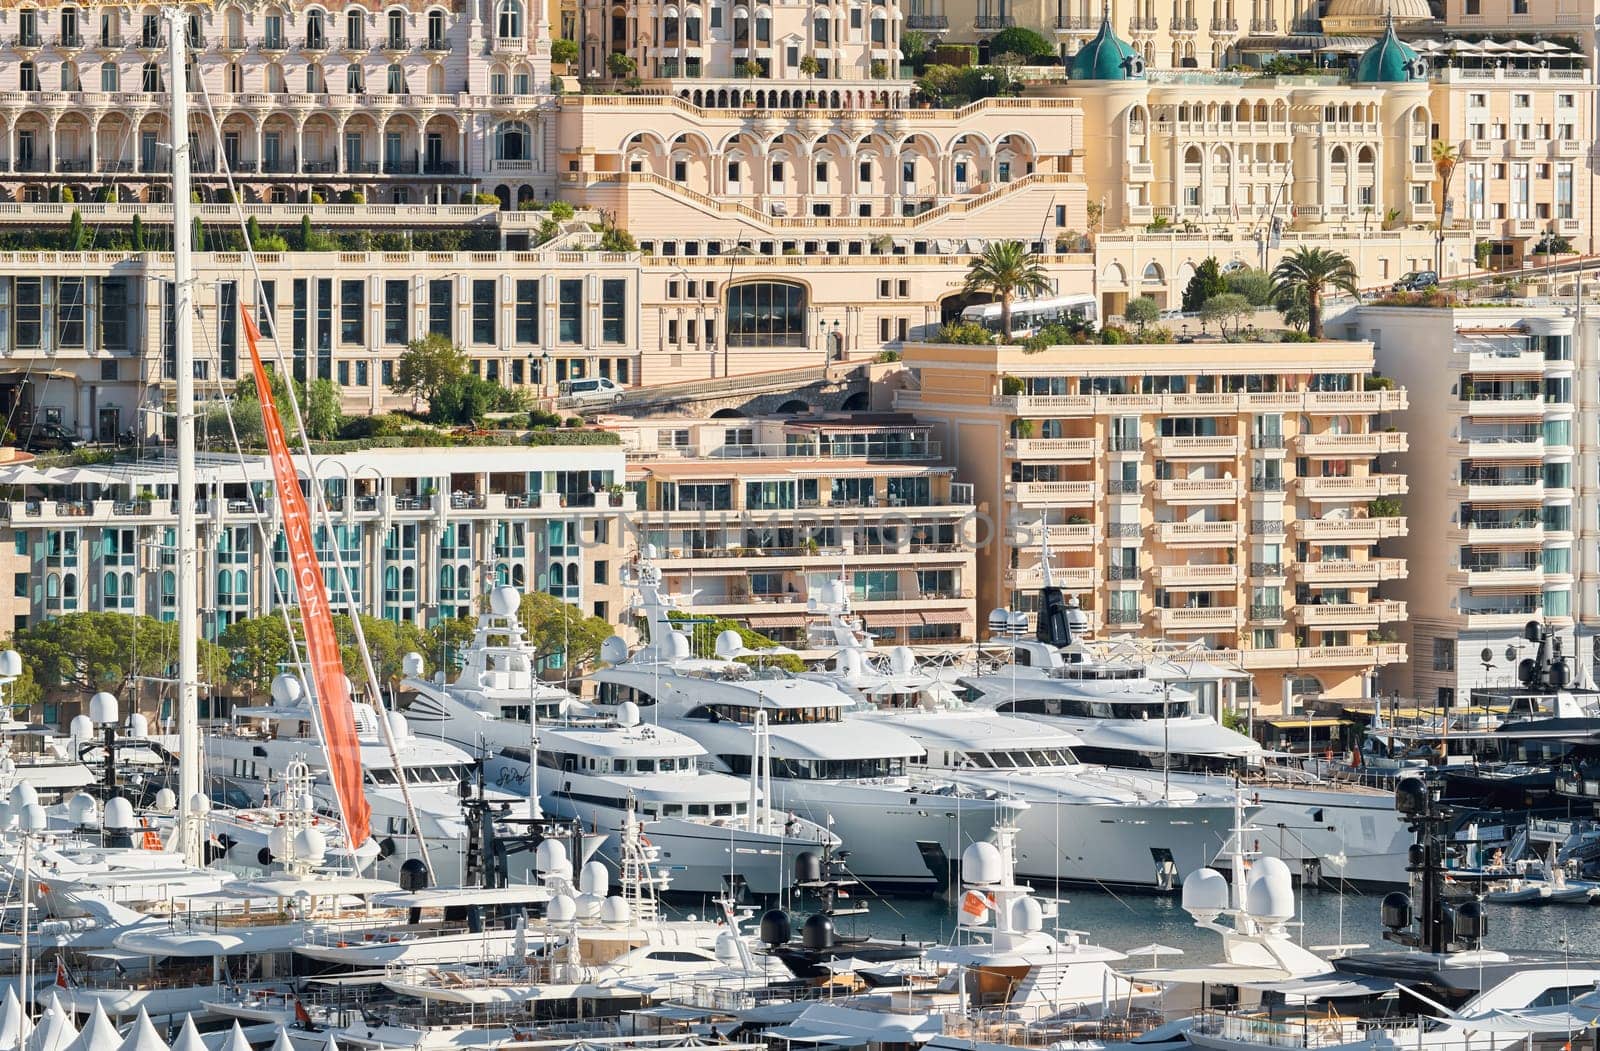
[960,294,1099,339]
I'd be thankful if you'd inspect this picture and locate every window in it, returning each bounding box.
[387,63,406,93]
[515,279,538,343]
[56,277,84,348]
[99,61,116,90]
[494,120,529,161]
[19,62,38,91]
[601,279,625,343]
[346,7,365,46]
[726,281,806,347]
[100,277,129,350]
[427,9,446,47]
[428,278,451,338]
[1432,638,1455,671]
[14,278,40,349]
[471,279,495,344]
[345,62,363,93]
[383,279,407,344]
[558,279,581,342]
[340,280,363,344]
[496,0,522,37]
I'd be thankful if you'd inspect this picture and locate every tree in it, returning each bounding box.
[605,51,636,85]
[666,612,804,672]
[798,54,820,83]
[935,320,996,345]
[332,613,428,687]
[1431,139,1458,245]
[1270,247,1358,340]
[1181,257,1228,312]
[131,214,145,251]
[67,208,86,251]
[1275,283,1310,331]
[431,372,505,425]
[302,378,344,440]
[518,591,614,675]
[550,38,579,65]
[298,214,313,250]
[900,29,929,64]
[987,26,1054,61]
[393,332,469,411]
[14,611,224,698]
[1224,267,1274,306]
[739,59,764,78]
[1199,292,1252,338]
[218,614,296,695]
[961,240,1050,340]
[1123,295,1160,335]
[423,615,477,675]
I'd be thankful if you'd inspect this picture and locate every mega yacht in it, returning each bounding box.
[585,551,1027,893]
[399,589,835,896]
[958,586,1409,887]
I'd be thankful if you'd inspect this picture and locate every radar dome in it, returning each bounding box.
[574,893,604,919]
[127,713,149,739]
[386,710,410,743]
[600,896,630,925]
[616,702,640,728]
[668,633,691,660]
[1245,856,1295,921]
[889,647,916,676]
[1009,896,1044,933]
[89,692,118,726]
[839,649,865,680]
[535,839,571,876]
[987,608,1011,634]
[600,636,628,665]
[69,715,92,741]
[961,841,1003,885]
[13,784,38,809]
[268,825,291,859]
[490,586,522,617]
[579,861,609,896]
[271,675,303,706]
[292,828,328,863]
[104,796,134,829]
[827,580,846,606]
[153,788,177,814]
[715,931,740,963]
[20,803,45,833]
[714,629,745,659]
[402,652,425,678]
[66,793,97,826]
[0,651,19,679]
[642,543,658,560]
[190,792,211,815]
[1181,867,1230,919]
[1009,610,1030,634]
[546,894,578,923]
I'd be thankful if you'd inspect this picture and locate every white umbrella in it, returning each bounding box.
[1126,943,1184,968]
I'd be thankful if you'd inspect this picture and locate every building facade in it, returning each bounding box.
[899,337,1410,715]
[1329,302,1591,705]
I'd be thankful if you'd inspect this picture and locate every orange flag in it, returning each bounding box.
[241,309,371,848]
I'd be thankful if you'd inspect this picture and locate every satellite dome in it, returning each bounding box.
[0,651,19,679]
[714,931,740,962]
[889,647,916,676]
[13,784,37,809]
[402,652,425,678]
[574,893,604,919]
[386,710,410,743]
[668,633,691,660]
[490,586,522,617]
[578,861,609,896]
[66,793,98,826]
[19,803,44,833]
[270,675,303,706]
[535,839,571,876]
[714,629,745,659]
[546,894,578,923]
[600,636,628,665]
[1181,867,1230,918]
[267,825,292,859]
[104,796,134,830]
[292,828,328,863]
[127,713,149,739]
[961,841,1003,885]
[1245,856,1295,921]
[153,788,177,814]
[600,896,630,925]
[1009,896,1044,932]
[616,702,640,728]
[189,792,211,815]
[88,692,118,726]
[69,715,92,741]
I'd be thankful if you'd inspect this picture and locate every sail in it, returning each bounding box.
[240,309,371,848]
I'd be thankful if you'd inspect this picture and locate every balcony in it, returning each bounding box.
[1004,565,1095,590]
[1129,16,1159,30]
[1297,558,1407,583]
[1236,642,1407,669]
[1461,434,1543,458]
[1156,606,1242,631]
[1154,435,1240,458]
[1462,606,1541,629]
[1044,523,1097,547]
[908,13,951,28]
[1462,478,1543,503]
[974,14,1016,27]
[54,32,83,48]
[1509,139,1537,157]
[1171,16,1199,30]
[1298,600,1406,626]
[1156,478,1242,503]
[1249,16,1278,30]
[1209,17,1238,30]
[1296,431,1407,456]
[1303,389,1408,413]
[1054,14,1096,27]
[1463,521,1543,545]
[1156,520,1241,545]
[1463,563,1543,588]
[1005,480,1097,506]
[1005,436,1096,460]
[1154,563,1241,587]
[1249,562,1285,579]
[1294,516,1408,541]
[1297,475,1406,500]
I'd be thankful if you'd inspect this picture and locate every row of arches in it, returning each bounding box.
[678,85,911,110]
[625,125,1039,161]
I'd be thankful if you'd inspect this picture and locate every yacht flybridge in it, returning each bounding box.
[587,549,1026,892]
[399,588,835,896]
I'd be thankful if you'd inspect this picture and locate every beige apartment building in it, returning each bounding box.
[898,338,1410,714]
[607,413,979,648]
[1327,303,1590,706]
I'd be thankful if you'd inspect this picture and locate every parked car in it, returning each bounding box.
[20,422,82,453]
[1391,270,1438,291]
[563,377,625,404]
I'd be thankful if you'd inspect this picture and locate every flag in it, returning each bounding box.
[959,889,993,921]
[54,957,68,989]
[241,309,371,849]
[294,997,318,1032]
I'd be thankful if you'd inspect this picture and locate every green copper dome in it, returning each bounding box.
[1068,13,1144,81]
[1354,17,1425,82]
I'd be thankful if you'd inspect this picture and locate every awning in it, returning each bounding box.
[865,612,923,628]
[747,613,806,628]
[919,609,970,625]
[1264,717,1349,729]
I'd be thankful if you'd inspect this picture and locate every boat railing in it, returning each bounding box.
[1191,1011,1441,1049]
[940,1007,1162,1048]
[663,977,829,1012]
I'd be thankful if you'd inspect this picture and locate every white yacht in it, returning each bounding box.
[586,552,1027,893]
[399,590,835,897]
[959,591,1409,887]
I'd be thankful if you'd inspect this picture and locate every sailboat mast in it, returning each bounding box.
[167,3,204,868]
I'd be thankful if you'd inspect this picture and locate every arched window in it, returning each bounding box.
[386,8,405,47]
[306,8,326,47]
[426,64,443,92]
[494,119,529,160]
[489,62,507,93]
[386,62,406,92]
[496,0,522,39]
[141,60,162,91]
[726,281,808,348]
[426,8,446,47]
[1142,261,1164,283]
[99,61,116,91]
[305,61,323,92]
[226,60,242,91]
[266,62,285,92]
[346,7,365,47]
[103,572,117,601]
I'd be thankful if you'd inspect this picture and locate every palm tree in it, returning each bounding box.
[962,240,1050,340]
[1269,247,1358,340]
[1431,139,1459,274]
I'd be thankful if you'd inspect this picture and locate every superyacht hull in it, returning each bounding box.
[1005,793,1235,889]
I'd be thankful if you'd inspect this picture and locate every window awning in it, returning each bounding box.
[865,611,923,628]
[919,609,970,625]
[746,613,806,628]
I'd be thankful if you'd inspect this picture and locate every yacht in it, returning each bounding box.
[585,551,1027,893]
[958,586,1409,887]
[399,589,836,897]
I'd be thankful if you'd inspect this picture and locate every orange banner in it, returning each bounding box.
[241,310,371,849]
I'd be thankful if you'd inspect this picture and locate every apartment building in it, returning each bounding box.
[1431,68,1597,263]
[1328,303,1590,705]
[0,0,556,206]
[898,338,1409,715]
[608,413,978,648]
[0,445,629,637]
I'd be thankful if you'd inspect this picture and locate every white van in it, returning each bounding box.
[563,377,625,404]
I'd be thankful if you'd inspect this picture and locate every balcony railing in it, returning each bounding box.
[974,14,1016,27]
[1107,479,1142,494]
[1107,608,1142,625]
[1250,476,1285,492]
[1054,14,1096,27]
[1209,17,1238,30]
[1249,604,1284,620]
[1109,565,1141,581]
[908,13,951,28]
[55,33,83,47]
[1249,16,1277,30]
[1249,562,1284,576]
